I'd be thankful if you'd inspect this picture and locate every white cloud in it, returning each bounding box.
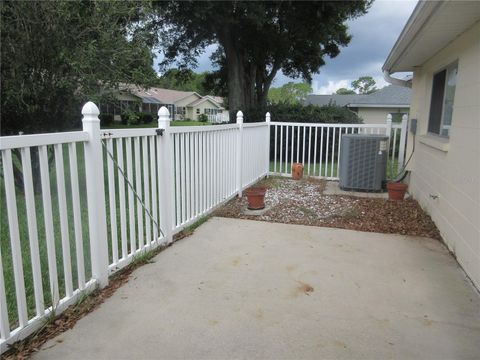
[312,80,350,95]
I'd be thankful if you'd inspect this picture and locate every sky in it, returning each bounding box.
[158,0,418,95]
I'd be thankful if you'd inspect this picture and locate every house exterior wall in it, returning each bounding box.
[193,100,222,121]
[175,94,201,107]
[407,21,480,288]
[357,107,409,124]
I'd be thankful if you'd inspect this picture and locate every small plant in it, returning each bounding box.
[198,114,208,122]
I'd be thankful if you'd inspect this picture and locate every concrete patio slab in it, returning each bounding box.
[34,217,480,360]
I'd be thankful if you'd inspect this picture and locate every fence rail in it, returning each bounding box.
[0,105,407,352]
[269,115,408,180]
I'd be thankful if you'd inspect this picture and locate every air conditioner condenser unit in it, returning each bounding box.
[339,134,389,192]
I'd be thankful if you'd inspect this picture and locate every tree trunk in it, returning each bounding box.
[221,30,246,122]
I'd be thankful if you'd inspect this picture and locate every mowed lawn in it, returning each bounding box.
[269,159,400,179]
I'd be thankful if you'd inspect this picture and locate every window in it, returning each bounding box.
[428,62,458,137]
[204,108,218,115]
[196,108,200,115]
[176,106,185,115]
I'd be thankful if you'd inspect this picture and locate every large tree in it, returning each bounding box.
[351,76,377,94]
[1,1,158,135]
[154,1,371,118]
[268,82,312,105]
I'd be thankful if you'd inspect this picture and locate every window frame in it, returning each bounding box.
[427,61,458,138]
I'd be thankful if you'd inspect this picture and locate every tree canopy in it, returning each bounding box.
[268,82,312,105]
[154,1,372,116]
[156,69,211,95]
[335,88,356,95]
[1,1,158,135]
[351,76,377,94]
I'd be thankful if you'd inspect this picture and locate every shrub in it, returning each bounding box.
[120,110,141,125]
[138,112,154,124]
[198,114,208,122]
[99,113,114,126]
[243,103,364,162]
[244,102,363,124]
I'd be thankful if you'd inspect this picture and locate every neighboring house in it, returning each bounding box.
[383,1,480,289]
[101,86,228,122]
[305,85,411,124]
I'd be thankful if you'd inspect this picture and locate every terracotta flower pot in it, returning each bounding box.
[386,182,408,201]
[292,163,304,180]
[244,186,267,210]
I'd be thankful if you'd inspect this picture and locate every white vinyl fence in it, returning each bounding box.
[0,104,407,352]
[0,104,268,352]
[269,114,408,180]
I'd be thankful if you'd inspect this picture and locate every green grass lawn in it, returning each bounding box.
[269,158,400,180]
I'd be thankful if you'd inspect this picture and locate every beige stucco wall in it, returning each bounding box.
[407,21,480,288]
[357,107,409,124]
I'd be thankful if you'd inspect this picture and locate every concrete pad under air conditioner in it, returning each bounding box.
[324,181,389,199]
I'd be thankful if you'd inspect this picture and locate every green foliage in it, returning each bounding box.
[155,1,372,112]
[198,114,209,122]
[335,88,356,95]
[121,110,141,125]
[268,82,312,105]
[245,103,363,124]
[351,76,377,94]
[1,1,158,135]
[99,113,114,126]
[138,112,154,124]
[157,68,212,94]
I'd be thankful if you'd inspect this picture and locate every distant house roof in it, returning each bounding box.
[305,94,361,107]
[305,85,411,108]
[187,96,223,108]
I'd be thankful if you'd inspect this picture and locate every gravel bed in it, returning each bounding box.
[214,177,441,240]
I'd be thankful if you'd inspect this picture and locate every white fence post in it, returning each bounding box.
[236,111,244,197]
[158,106,174,244]
[265,112,271,177]
[82,102,109,288]
[386,114,392,140]
[398,114,408,170]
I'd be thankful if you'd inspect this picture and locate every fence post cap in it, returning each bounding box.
[82,101,100,118]
[158,106,171,129]
[236,110,244,124]
[266,112,271,122]
[158,106,170,117]
[387,113,392,120]
[402,114,408,121]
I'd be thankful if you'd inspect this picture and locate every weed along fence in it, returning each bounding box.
[0,103,407,352]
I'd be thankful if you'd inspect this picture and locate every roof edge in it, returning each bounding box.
[382,1,444,73]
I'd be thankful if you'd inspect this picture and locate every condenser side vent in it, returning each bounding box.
[339,134,388,192]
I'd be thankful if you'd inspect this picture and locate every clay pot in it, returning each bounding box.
[292,163,304,180]
[386,182,408,201]
[244,187,267,210]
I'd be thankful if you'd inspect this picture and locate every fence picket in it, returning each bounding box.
[20,147,45,314]
[38,145,60,306]
[116,139,128,259]
[2,149,28,327]
[67,143,86,290]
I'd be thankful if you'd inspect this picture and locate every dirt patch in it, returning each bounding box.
[214,177,441,240]
[293,281,314,296]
